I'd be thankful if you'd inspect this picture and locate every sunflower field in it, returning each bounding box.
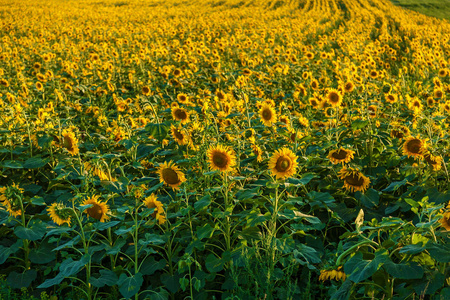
[1,0,450,299]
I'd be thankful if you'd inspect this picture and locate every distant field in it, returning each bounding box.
[392,0,450,20]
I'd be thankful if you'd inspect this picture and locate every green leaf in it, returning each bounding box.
[141,256,166,276]
[59,255,90,277]
[7,270,37,289]
[23,157,50,169]
[330,279,352,300]
[117,273,143,299]
[277,210,321,224]
[94,220,121,230]
[14,221,47,241]
[355,188,379,208]
[287,173,317,186]
[29,239,56,264]
[0,240,21,264]
[427,243,450,262]
[383,259,423,279]
[30,196,46,206]
[197,223,214,240]
[399,243,426,255]
[345,250,388,283]
[236,187,261,200]
[89,269,118,288]
[2,160,23,169]
[351,119,369,130]
[205,254,224,273]
[382,179,408,192]
[105,239,126,255]
[160,274,180,294]
[307,191,335,208]
[194,195,211,212]
[236,226,262,241]
[37,273,65,289]
[293,244,321,269]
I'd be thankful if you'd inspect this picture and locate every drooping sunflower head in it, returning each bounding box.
[157,161,186,189]
[62,129,79,156]
[170,124,188,145]
[326,89,342,107]
[319,266,346,281]
[143,194,166,225]
[171,107,189,124]
[424,152,442,171]
[338,167,370,193]
[0,183,24,217]
[402,136,427,159]
[48,203,72,226]
[81,195,109,222]
[439,208,450,231]
[268,148,298,180]
[259,103,277,126]
[328,148,355,165]
[207,144,236,173]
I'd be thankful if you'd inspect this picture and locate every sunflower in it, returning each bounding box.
[177,93,188,104]
[62,129,79,156]
[343,81,355,93]
[251,144,263,162]
[424,152,442,171]
[434,89,443,99]
[170,124,189,145]
[326,89,342,107]
[319,266,346,281]
[259,103,277,126]
[385,93,397,104]
[338,167,370,193]
[268,148,298,180]
[207,144,236,173]
[171,107,190,124]
[309,97,320,109]
[0,183,24,217]
[0,79,9,87]
[36,81,44,91]
[157,161,186,189]
[390,122,410,140]
[48,203,72,226]
[438,69,448,77]
[143,194,166,225]
[81,195,109,222]
[328,148,355,164]
[402,136,427,159]
[142,85,151,96]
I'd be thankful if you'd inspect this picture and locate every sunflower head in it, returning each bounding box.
[171,107,190,124]
[171,124,188,145]
[259,103,277,126]
[338,167,370,193]
[319,266,346,281]
[328,148,355,165]
[81,195,109,222]
[157,161,186,189]
[207,144,236,173]
[62,129,79,156]
[0,183,24,217]
[402,136,427,159]
[440,209,450,231]
[48,203,72,226]
[326,89,342,107]
[143,194,166,225]
[424,152,442,171]
[268,148,298,180]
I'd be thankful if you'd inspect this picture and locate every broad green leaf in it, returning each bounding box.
[427,243,450,262]
[194,195,211,212]
[383,259,423,279]
[0,240,21,264]
[355,188,379,208]
[197,223,214,240]
[236,187,261,200]
[205,254,224,273]
[140,256,166,276]
[23,157,49,169]
[7,270,37,289]
[117,273,143,299]
[29,239,56,264]
[89,269,118,288]
[2,160,23,169]
[345,250,388,283]
[382,179,408,192]
[37,273,65,289]
[399,243,426,255]
[14,221,47,241]
[60,255,90,277]
[330,279,352,300]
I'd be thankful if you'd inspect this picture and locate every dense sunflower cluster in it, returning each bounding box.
[0,0,450,298]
